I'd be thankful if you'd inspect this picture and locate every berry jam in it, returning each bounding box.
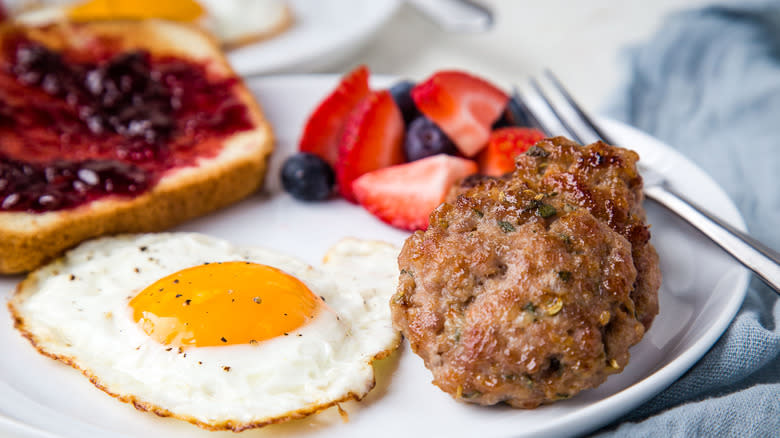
[0,32,254,212]
[0,154,149,211]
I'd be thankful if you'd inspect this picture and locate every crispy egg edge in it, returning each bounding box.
[7,237,403,432]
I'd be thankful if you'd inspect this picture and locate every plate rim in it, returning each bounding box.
[235,74,754,437]
[227,0,401,75]
[0,74,751,438]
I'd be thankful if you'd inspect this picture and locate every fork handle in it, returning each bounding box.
[644,184,780,294]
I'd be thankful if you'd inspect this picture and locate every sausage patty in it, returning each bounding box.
[391,137,661,408]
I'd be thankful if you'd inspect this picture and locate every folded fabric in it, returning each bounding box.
[595,1,780,436]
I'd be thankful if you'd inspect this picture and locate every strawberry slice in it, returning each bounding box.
[336,89,405,202]
[352,154,478,231]
[411,71,508,157]
[478,127,546,176]
[299,65,371,166]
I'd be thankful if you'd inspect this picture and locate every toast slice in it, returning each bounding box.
[0,20,274,274]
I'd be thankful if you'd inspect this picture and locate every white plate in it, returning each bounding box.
[0,76,749,438]
[227,0,400,75]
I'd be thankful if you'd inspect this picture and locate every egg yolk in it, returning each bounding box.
[129,262,322,347]
[68,0,204,22]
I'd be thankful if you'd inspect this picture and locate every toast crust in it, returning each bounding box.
[0,20,274,274]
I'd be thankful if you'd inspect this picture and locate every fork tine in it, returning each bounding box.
[543,69,617,145]
[528,77,586,145]
[510,86,554,137]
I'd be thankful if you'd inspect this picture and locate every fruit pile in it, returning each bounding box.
[281,66,545,231]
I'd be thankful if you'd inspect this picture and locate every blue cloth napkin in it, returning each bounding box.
[595,1,780,436]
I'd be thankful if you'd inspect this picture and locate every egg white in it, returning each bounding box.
[12,0,292,48]
[198,0,292,48]
[9,233,401,430]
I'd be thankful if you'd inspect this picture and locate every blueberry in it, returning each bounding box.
[492,95,541,130]
[404,116,457,162]
[281,153,335,201]
[389,80,419,125]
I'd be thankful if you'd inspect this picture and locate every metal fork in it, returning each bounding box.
[516,70,780,295]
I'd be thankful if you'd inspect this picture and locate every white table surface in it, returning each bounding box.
[334,0,717,110]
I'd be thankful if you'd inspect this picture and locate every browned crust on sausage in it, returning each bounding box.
[392,137,661,408]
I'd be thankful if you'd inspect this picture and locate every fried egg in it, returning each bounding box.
[9,233,400,431]
[12,0,292,49]
[198,0,292,49]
